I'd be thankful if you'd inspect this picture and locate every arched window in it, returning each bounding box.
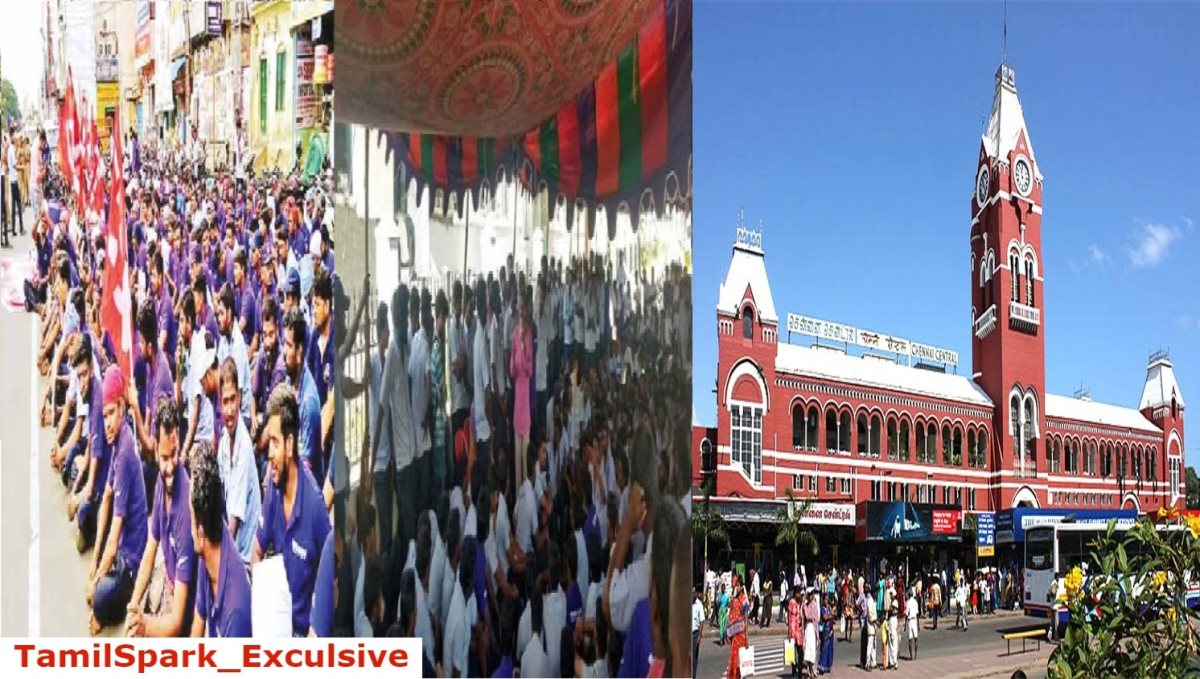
[825,408,838,452]
[742,307,753,339]
[942,424,953,465]
[916,422,926,462]
[870,415,882,458]
[1149,447,1157,482]
[967,429,976,467]
[1118,444,1127,479]
[926,422,939,464]
[839,411,851,452]
[857,414,869,455]
[899,418,911,461]
[1010,252,1020,301]
[1134,446,1143,480]
[1010,395,1021,458]
[1047,438,1059,474]
[806,406,819,450]
[887,418,898,459]
[1102,444,1112,477]
[792,404,805,449]
[1025,258,1035,306]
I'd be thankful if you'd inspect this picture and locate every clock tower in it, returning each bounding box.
[970,64,1047,507]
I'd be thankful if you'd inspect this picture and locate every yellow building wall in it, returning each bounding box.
[249,0,293,172]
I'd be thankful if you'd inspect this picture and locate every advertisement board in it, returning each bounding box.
[855,501,963,543]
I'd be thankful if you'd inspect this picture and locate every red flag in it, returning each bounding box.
[57,72,76,195]
[100,105,132,380]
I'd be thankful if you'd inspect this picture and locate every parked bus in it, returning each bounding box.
[1024,522,1200,628]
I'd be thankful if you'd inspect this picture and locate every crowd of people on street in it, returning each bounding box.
[339,252,694,678]
[27,121,340,638]
[700,560,1025,677]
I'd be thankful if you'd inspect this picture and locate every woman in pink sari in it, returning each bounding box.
[510,287,533,489]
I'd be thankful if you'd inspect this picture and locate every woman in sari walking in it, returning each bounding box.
[717,585,731,646]
[787,586,803,679]
[803,589,819,678]
[726,576,750,679]
[818,591,835,674]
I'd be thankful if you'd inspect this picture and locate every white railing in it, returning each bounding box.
[1009,301,1041,327]
[974,304,997,339]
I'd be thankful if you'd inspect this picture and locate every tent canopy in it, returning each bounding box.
[335,0,662,137]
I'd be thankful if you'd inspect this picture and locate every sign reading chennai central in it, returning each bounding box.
[787,313,959,366]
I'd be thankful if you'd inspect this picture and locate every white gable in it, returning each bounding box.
[1140,357,1186,411]
[982,65,1043,180]
[718,243,778,323]
[774,342,993,407]
[1045,393,1160,434]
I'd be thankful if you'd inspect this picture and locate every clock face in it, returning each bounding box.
[1013,157,1033,196]
[976,166,990,206]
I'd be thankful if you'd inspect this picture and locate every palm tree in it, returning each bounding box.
[775,488,819,577]
[693,475,730,570]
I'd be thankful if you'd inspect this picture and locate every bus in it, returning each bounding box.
[1024,523,1200,627]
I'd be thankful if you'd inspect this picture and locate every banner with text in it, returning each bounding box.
[3,639,422,678]
[977,511,995,557]
[786,313,959,366]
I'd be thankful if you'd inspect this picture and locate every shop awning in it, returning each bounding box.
[373,0,691,237]
[169,56,187,81]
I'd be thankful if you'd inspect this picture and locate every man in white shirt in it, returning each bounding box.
[215,284,251,424]
[369,304,392,554]
[373,285,415,554]
[692,585,706,679]
[471,281,492,499]
[408,291,432,516]
[514,449,539,556]
[216,359,260,564]
[905,587,919,660]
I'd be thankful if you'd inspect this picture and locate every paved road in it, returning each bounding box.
[0,222,35,635]
[697,609,1051,679]
[0,218,114,637]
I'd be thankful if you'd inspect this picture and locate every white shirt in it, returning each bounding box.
[216,417,260,563]
[535,304,550,392]
[408,329,432,453]
[369,351,391,473]
[354,555,373,637]
[443,583,471,677]
[608,535,651,633]
[428,513,447,624]
[543,587,567,674]
[520,631,550,679]
[514,478,538,555]
[448,317,469,414]
[472,318,491,442]
[575,529,589,602]
[492,493,510,576]
[399,542,436,665]
[381,339,415,469]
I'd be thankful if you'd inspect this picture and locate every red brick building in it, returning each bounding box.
[695,66,1186,547]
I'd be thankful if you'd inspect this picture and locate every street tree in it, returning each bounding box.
[774,488,818,576]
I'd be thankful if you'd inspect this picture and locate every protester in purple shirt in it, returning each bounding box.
[190,441,253,638]
[87,366,149,634]
[125,397,196,637]
[151,253,178,358]
[233,248,257,346]
[254,382,332,636]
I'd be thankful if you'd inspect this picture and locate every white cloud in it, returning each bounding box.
[1128,223,1182,268]
[1088,244,1108,263]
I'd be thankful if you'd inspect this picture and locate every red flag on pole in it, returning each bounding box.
[100,105,132,380]
[57,71,76,196]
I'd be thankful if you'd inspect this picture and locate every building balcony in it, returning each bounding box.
[1009,301,1040,333]
[974,304,997,339]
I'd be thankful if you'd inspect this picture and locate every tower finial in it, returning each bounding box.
[1002,0,1008,69]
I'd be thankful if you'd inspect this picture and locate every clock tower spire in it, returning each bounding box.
[970,63,1046,505]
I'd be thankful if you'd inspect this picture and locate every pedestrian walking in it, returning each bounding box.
[905,587,919,660]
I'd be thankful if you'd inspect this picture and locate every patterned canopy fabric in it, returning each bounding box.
[335,0,661,137]
[362,0,692,236]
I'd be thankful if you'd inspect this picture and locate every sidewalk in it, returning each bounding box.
[739,606,1029,639]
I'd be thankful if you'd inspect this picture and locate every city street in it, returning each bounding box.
[697,609,1050,679]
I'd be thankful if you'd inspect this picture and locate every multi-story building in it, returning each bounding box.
[695,64,1185,571]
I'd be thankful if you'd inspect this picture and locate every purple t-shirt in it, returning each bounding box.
[156,287,178,358]
[195,526,253,637]
[83,375,110,492]
[256,464,331,636]
[145,349,174,438]
[150,466,196,592]
[238,283,257,346]
[109,423,149,575]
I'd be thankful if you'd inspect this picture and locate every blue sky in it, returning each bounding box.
[692,2,1200,470]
